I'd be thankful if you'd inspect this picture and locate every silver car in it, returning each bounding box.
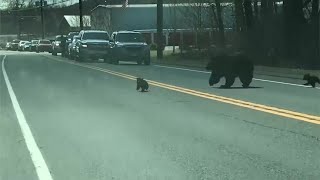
[22,41,32,51]
[18,41,28,51]
[68,35,80,59]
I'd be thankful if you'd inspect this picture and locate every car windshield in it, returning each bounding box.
[40,40,51,44]
[116,33,145,43]
[55,36,65,41]
[68,33,79,39]
[82,32,109,40]
[13,40,20,43]
[32,40,38,44]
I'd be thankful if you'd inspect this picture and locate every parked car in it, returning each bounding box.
[36,40,52,53]
[11,39,21,51]
[30,40,39,51]
[51,35,67,56]
[6,42,12,50]
[68,35,80,60]
[66,32,79,56]
[75,30,111,62]
[18,41,29,51]
[22,41,32,51]
[109,31,150,65]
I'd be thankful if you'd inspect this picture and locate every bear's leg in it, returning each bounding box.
[209,74,215,86]
[310,82,316,88]
[239,73,253,88]
[220,76,235,88]
[209,73,221,86]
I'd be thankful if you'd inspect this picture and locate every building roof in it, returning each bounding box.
[81,30,108,32]
[63,15,91,27]
[91,3,233,12]
[116,30,141,33]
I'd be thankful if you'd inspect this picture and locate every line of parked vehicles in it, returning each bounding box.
[5,30,151,65]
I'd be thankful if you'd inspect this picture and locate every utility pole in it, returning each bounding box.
[172,0,177,54]
[14,3,20,39]
[312,0,319,67]
[157,0,163,59]
[40,0,45,39]
[0,9,2,35]
[79,0,83,30]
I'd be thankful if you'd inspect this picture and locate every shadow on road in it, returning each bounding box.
[118,64,140,66]
[212,86,264,89]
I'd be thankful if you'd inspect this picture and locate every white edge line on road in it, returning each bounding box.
[1,55,53,180]
[153,64,320,90]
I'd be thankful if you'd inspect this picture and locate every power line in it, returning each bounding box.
[2,0,73,12]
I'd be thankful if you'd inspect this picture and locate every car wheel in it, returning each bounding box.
[144,59,151,65]
[76,54,84,62]
[70,53,75,60]
[110,53,119,65]
[144,55,151,65]
[104,56,111,64]
[112,57,119,65]
[137,60,143,65]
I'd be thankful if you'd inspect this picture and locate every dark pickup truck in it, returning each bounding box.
[75,30,111,62]
[109,31,150,65]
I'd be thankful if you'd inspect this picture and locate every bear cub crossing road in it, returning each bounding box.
[206,54,254,88]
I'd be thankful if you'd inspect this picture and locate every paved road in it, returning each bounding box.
[1,51,320,180]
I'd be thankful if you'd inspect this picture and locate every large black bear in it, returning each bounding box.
[206,54,254,88]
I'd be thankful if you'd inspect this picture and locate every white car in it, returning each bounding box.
[18,41,29,51]
[22,41,32,51]
[68,35,80,59]
[6,42,12,50]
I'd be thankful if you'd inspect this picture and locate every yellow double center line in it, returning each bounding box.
[47,56,320,125]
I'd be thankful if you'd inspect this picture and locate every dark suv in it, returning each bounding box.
[75,30,111,62]
[36,39,52,53]
[51,35,67,56]
[109,31,150,65]
[11,39,21,51]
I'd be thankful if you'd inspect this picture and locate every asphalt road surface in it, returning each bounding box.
[1,51,320,180]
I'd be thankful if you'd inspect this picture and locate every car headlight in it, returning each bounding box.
[116,43,125,48]
[81,44,88,48]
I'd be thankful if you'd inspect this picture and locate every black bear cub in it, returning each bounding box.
[303,74,320,88]
[206,53,254,88]
[136,78,149,92]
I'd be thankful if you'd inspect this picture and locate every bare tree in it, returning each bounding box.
[91,8,112,32]
[283,0,306,57]
[70,16,90,29]
[234,0,244,32]
[311,0,319,65]
[215,0,225,48]
[4,0,26,9]
[177,0,213,50]
[243,0,253,30]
